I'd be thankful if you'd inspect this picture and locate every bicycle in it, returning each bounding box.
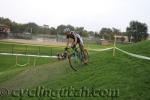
[57,46,89,71]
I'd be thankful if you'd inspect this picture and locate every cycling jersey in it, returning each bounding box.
[66,31,83,45]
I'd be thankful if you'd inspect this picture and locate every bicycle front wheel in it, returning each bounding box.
[68,53,82,71]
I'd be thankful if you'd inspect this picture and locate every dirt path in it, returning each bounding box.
[1,39,66,46]
[0,60,71,90]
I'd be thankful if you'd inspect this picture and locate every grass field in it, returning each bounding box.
[0,40,150,100]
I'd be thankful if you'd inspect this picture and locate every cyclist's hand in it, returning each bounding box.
[64,47,69,51]
[71,45,76,49]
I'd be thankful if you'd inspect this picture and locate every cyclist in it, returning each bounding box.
[64,28,87,63]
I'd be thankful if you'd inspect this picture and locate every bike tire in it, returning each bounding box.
[81,49,89,64]
[68,52,82,71]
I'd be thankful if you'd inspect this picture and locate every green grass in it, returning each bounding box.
[0,40,150,100]
[0,42,63,85]
[116,40,150,57]
[85,42,113,49]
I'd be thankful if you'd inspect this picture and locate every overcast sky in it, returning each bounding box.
[0,0,150,33]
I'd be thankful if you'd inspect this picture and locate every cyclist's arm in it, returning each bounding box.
[72,34,77,46]
[66,38,69,48]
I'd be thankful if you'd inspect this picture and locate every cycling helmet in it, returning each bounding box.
[64,28,70,33]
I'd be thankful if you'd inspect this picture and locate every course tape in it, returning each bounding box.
[88,47,113,52]
[89,47,150,60]
[115,47,150,60]
[16,63,29,67]
[0,47,150,60]
[15,56,30,67]
[0,53,57,58]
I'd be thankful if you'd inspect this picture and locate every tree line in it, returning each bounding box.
[93,21,149,42]
[0,17,149,42]
[0,17,92,37]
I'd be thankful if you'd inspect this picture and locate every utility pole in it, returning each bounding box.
[30,28,32,33]
[56,32,58,42]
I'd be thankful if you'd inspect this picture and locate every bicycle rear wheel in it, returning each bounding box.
[81,49,89,64]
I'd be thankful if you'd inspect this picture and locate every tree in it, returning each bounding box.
[75,27,88,37]
[94,32,100,38]
[126,21,148,42]
[99,28,113,40]
[112,28,121,35]
[82,30,88,37]
[126,27,132,42]
[0,17,94,37]
[88,31,95,38]
[57,25,66,35]
[66,25,74,31]
[88,31,95,36]
[0,17,12,26]
[75,27,84,35]
[24,22,39,34]
[50,27,57,35]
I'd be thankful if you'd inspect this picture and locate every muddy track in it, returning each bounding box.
[0,60,71,90]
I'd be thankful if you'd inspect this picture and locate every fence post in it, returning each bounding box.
[51,48,52,56]
[12,44,14,54]
[25,45,28,55]
[38,46,40,55]
[15,55,17,66]
[33,56,36,67]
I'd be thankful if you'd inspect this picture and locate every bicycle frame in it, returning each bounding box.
[67,46,89,71]
[70,48,80,60]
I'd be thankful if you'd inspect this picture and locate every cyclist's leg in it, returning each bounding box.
[79,41,88,64]
[79,43,84,52]
[78,36,84,51]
